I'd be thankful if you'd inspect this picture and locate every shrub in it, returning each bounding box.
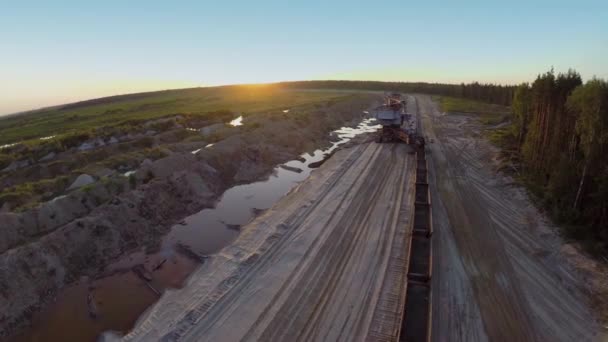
[245,122,262,131]
[148,120,175,132]
[133,136,155,149]
[0,154,14,169]
[206,110,234,123]
[145,147,168,160]
[129,173,137,189]
[0,191,30,208]
[81,184,95,193]
[0,176,69,209]
[183,134,206,143]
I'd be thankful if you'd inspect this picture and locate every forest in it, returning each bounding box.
[281,80,515,106]
[504,69,608,254]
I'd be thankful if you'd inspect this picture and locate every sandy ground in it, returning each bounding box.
[110,140,416,341]
[415,94,607,341]
[101,93,608,342]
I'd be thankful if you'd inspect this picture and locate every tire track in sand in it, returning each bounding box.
[159,142,416,342]
[417,94,602,341]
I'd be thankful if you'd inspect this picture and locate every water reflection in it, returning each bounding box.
[0,142,18,150]
[163,118,380,255]
[229,116,243,127]
[11,252,197,342]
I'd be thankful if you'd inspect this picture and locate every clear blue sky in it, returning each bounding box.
[1,0,607,115]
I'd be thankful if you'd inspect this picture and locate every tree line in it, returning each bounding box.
[510,69,608,253]
[281,80,515,106]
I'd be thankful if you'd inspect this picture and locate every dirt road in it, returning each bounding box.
[416,94,604,341]
[115,140,416,341]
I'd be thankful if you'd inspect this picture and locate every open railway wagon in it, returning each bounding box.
[373,94,432,341]
[400,144,433,342]
[373,94,424,147]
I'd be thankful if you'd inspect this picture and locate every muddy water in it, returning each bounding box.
[11,252,197,342]
[14,118,380,342]
[163,152,320,255]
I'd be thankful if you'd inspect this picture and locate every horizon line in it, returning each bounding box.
[1,78,529,118]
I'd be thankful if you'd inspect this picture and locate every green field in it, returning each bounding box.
[0,85,352,146]
[436,96,511,124]
[0,85,361,210]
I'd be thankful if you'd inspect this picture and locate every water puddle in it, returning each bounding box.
[11,251,197,342]
[191,144,214,155]
[0,142,18,150]
[123,170,136,177]
[229,115,243,127]
[1,135,55,151]
[13,117,380,342]
[163,118,380,255]
[50,195,67,202]
[162,151,323,255]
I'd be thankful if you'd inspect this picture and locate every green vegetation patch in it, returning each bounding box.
[437,96,512,125]
[0,86,354,146]
[0,176,70,210]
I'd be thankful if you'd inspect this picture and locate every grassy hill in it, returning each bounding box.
[0,85,352,146]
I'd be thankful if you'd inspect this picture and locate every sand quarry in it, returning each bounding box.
[112,95,607,341]
[4,94,607,342]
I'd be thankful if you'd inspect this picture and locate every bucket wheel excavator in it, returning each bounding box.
[373,93,424,147]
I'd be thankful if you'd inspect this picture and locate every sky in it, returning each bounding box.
[1,0,607,115]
